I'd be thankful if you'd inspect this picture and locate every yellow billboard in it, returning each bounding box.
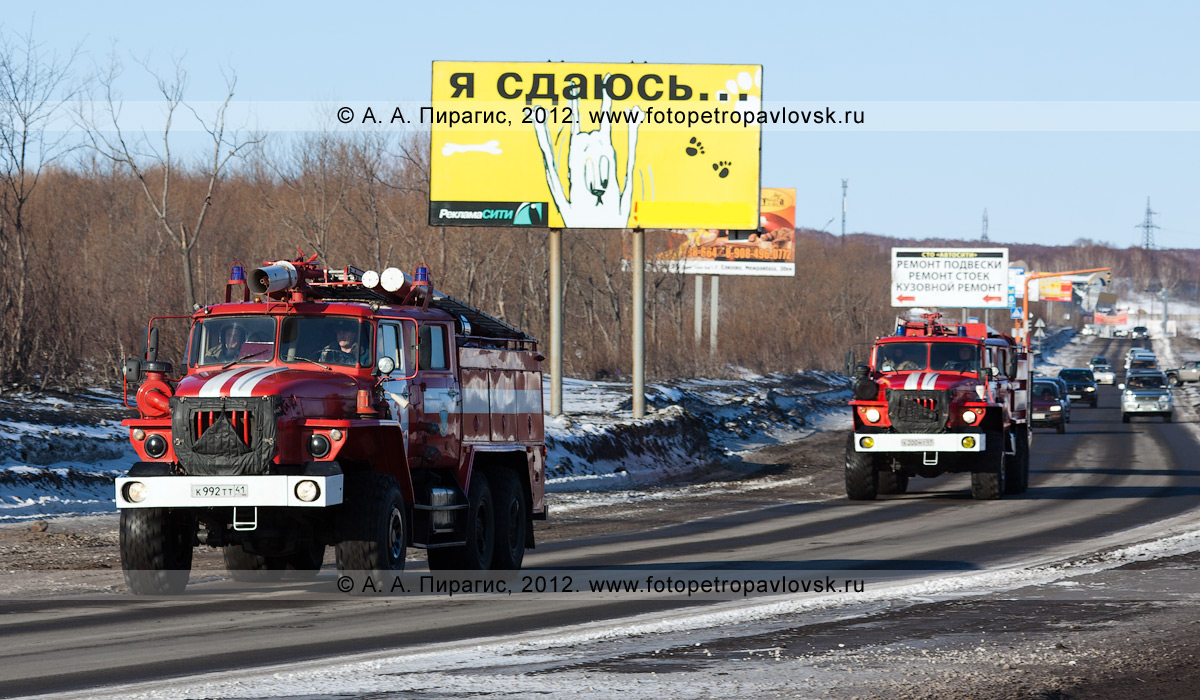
[429,61,763,230]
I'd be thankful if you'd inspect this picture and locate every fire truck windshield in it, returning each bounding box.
[191,316,277,367]
[877,342,929,372]
[280,316,372,367]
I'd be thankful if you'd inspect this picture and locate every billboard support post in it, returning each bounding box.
[694,275,704,346]
[549,229,563,416]
[710,275,720,357]
[632,229,645,419]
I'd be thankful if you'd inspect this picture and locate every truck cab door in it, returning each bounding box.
[377,320,418,452]
[416,322,460,468]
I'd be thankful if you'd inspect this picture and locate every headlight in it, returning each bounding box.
[144,434,168,458]
[131,428,146,441]
[1050,405,1062,412]
[864,408,881,423]
[859,436,874,449]
[295,480,320,502]
[1086,387,1095,392]
[329,428,344,442]
[961,436,976,449]
[1161,394,1171,403]
[961,410,977,424]
[123,481,148,503]
[308,434,331,459]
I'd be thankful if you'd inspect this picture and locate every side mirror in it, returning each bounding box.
[376,356,396,376]
[122,358,142,383]
[1117,383,1125,391]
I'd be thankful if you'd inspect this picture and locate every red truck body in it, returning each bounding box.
[115,258,545,593]
[846,315,1031,500]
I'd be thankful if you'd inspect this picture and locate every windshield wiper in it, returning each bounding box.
[290,356,333,371]
[222,349,271,369]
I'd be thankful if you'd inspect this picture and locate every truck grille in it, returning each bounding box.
[194,410,254,445]
[886,389,949,433]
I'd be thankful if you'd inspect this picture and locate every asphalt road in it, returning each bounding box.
[4,338,1199,698]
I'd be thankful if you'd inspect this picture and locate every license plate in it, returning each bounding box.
[192,484,248,498]
[1069,394,1081,399]
[900,438,934,447]
[1033,413,1047,419]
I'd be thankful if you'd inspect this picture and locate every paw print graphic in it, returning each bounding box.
[714,68,762,116]
[686,137,704,156]
[712,161,731,178]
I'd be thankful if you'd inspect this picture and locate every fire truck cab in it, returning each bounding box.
[846,314,1030,501]
[116,257,545,594]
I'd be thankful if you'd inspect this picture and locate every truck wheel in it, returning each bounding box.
[970,433,1005,500]
[844,435,878,501]
[428,473,495,570]
[223,544,285,582]
[1171,374,1182,387]
[286,542,326,578]
[120,508,194,595]
[1005,427,1030,494]
[878,470,908,495]
[336,473,406,578]
[490,469,527,570]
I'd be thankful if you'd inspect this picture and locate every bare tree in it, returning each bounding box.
[83,54,261,312]
[0,24,80,385]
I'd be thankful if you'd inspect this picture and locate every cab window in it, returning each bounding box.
[419,324,448,371]
[376,321,417,376]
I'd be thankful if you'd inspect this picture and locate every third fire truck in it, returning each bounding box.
[846,314,1031,500]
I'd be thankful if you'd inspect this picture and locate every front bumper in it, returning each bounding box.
[853,433,985,452]
[1122,402,1172,415]
[1030,411,1065,425]
[115,474,344,509]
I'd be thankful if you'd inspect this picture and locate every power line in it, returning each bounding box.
[1137,197,1159,249]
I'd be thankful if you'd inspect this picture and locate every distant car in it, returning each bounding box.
[1081,325,1097,336]
[1166,361,1200,386]
[1088,355,1109,371]
[1114,329,1130,338]
[1043,376,1072,422]
[1131,326,1150,339]
[1031,380,1067,433]
[1093,364,1116,385]
[1120,370,1173,423]
[1127,356,1158,372]
[1058,368,1098,407]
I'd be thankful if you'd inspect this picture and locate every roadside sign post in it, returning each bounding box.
[1018,267,1111,349]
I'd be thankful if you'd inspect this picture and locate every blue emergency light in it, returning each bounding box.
[229,264,246,282]
[414,265,429,283]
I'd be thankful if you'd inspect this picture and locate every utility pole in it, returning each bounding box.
[981,209,989,242]
[841,178,849,237]
[1139,197,1159,249]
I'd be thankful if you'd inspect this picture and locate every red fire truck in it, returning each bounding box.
[116,255,545,593]
[846,314,1030,500]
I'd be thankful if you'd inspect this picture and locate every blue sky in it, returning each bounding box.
[15,1,1200,248]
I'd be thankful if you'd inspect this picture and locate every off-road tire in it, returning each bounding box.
[428,473,495,570]
[335,473,406,579]
[490,469,527,570]
[877,470,909,495]
[286,542,326,578]
[971,432,1006,500]
[845,435,878,501]
[1005,427,1030,494]
[223,544,285,582]
[120,508,194,595]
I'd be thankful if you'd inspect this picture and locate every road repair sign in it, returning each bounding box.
[891,248,1010,308]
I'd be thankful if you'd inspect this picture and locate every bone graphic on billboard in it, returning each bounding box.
[441,140,503,157]
[533,78,640,228]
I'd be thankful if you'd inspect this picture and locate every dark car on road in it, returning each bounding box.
[1131,326,1150,340]
[1058,368,1098,407]
[1031,380,1067,433]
